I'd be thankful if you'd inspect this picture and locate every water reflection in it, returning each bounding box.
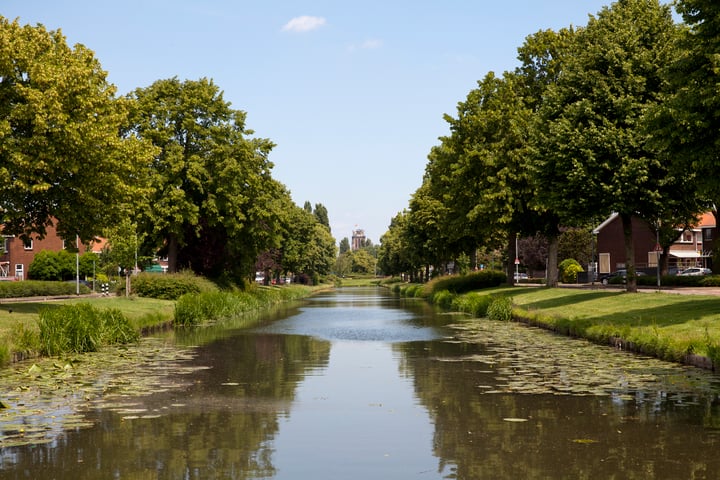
[398,339,720,479]
[2,287,720,479]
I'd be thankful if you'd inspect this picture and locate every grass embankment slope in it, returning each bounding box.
[489,286,720,368]
[0,279,320,363]
[0,297,175,336]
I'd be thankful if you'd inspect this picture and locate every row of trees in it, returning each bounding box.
[379,0,720,292]
[0,18,337,284]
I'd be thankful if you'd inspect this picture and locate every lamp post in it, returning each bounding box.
[656,224,661,289]
[76,234,80,295]
[515,233,519,285]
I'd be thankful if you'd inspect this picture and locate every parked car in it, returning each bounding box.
[598,269,646,285]
[677,267,712,276]
[514,272,528,281]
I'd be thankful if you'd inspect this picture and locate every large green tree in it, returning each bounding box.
[279,203,337,284]
[0,18,151,241]
[534,0,679,292]
[126,77,276,277]
[438,71,546,284]
[378,211,416,279]
[650,0,720,222]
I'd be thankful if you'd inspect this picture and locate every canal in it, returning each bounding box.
[2,287,720,479]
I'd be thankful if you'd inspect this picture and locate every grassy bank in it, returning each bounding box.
[0,283,318,364]
[0,296,176,362]
[393,276,720,369]
[506,287,720,367]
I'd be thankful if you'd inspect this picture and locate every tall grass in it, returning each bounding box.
[38,303,139,356]
[451,292,494,317]
[174,285,311,326]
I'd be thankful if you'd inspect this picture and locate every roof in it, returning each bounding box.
[593,211,716,234]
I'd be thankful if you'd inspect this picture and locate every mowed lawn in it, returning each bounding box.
[477,286,720,362]
[0,296,176,342]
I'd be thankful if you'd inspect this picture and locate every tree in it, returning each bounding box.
[126,77,276,277]
[534,0,679,292]
[338,237,351,255]
[279,203,337,284]
[649,0,720,223]
[378,211,416,279]
[351,249,376,274]
[558,228,593,267]
[0,18,152,242]
[439,71,546,284]
[313,203,330,231]
[103,216,145,295]
[334,251,353,277]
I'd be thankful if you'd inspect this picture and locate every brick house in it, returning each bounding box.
[593,212,716,275]
[0,222,103,280]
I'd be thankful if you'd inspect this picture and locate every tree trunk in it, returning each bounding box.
[167,233,178,273]
[620,213,637,293]
[546,234,559,287]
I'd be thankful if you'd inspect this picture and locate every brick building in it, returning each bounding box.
[1,223,103,280]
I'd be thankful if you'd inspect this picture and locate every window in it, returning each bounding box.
[23,238,33,250]
[704,229,713,241]
[15,264,24,280]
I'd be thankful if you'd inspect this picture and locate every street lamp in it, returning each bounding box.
[515,233,519,285]
[76,234,80,295]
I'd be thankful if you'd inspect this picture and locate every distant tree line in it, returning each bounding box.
[0,17,336,284]
[378,0,719,292]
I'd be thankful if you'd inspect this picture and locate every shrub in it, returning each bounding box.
[430,290,456,309]
[424,271,507,296]
[451,292,493,317]
[399,284,424,298]
[487,296,513,321]
[637,275,704,287]
[558,259,583,283]
[131,271,218,300]
[700,275,720,287]
[0,280,90,299]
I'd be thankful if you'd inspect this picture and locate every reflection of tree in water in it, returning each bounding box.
[397,339,720,480]
[1,333,331,479]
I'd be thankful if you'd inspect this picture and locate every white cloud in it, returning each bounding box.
[281,15,327,33]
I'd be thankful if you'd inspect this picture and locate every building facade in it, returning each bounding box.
[593,212,716,274]
[0,223,101,280]
[351,228,366,251]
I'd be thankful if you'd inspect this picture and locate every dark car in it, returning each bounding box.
[598,269,646,285]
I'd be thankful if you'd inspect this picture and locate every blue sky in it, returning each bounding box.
[5,1,628,244]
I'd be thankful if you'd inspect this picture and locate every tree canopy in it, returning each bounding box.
[379,0,712,291]
[125,77,279,276]
[0,18,152,242]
